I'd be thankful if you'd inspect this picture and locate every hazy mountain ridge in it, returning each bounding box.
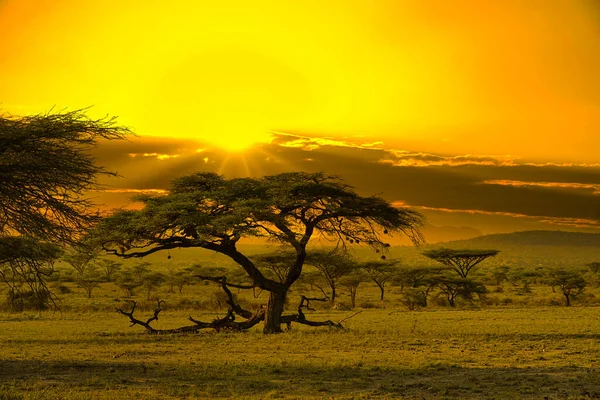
[438,230,600,248]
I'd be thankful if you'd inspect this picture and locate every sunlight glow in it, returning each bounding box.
[1,0,599,160]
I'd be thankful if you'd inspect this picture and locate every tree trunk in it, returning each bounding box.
[564,292,571,306]
[350,288,357,308]
[330,285,336,305]
[377,283,385,300]
[263,290,286,334]
[448,295,455,307]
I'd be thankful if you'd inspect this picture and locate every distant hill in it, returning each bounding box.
[438,230,600,248]
[421,224,483,244]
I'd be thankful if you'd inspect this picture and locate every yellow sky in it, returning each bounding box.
[1,0,599,159]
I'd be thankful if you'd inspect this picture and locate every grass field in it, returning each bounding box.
[2,304,600,399]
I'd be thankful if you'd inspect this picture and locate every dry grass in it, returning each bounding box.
[2,305,600,399]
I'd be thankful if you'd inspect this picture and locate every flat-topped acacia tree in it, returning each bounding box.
[422,248,499,279]
[98,171,424,333]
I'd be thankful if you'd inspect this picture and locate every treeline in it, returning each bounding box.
[5,244,599,312]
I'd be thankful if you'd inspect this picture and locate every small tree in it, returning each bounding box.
[422,248,499,278]
[435,277,487,307]
[142,272,165,301]
[116,268,142,297]
[360,259,400,300]
[77,264,103,298]
[395,265,445,308]
[546,269,587,306]
[306,250,357,306]
[173,271,190,294]
[98,259,122,282]
[63,245,101,277]
[340,270,367,308]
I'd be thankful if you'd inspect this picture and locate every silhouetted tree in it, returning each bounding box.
[142,272,166,301]
[435,277,487,307]
[0,109,129,305]
[360,259,400,300]
[305,250,357,305]
[340,270,368,308]
[422,248,499,278]
[76,264,103,298]
[396,265,446,308]
[0,236,62,310]
[546,269,587,306]
[98,259,122,282]
[0,109,130,243]
[63,245,102,277]
[98,172,424,333]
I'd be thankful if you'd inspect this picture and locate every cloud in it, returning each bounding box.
[396,203,600,230]
[381,150,518,167]
[99,188,169,195]
[271,131,385,151]
[128,152,180,160]
[87,133,600,234]
[482,180,600,195]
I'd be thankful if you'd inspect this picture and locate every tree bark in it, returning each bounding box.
[377,283,385,300]
[263,290,287,333]
[564,292,571,306]
[330,285,336,305]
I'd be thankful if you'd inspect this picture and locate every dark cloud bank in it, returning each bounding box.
[91,133,600,242]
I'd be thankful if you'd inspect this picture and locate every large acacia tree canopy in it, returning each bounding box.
[98,172,425,289]
[0,109,131,244]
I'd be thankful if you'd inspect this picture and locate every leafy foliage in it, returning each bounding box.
[0,109,129,309]
[545,268,587,306]
[359,259,401,300]
[0,236,62,310]
[98,171,424,332]
[422,248,499,278]
[0,109,130,243]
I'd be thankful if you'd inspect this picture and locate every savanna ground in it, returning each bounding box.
[3,274,600,400]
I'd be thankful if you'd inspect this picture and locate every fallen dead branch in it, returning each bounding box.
[116,276,355,334]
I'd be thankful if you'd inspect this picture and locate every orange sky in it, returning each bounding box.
[2,0,600,160]
[2,0,600,240]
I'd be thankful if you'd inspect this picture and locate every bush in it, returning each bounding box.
[54,284,72,294]
[4,289,51,312]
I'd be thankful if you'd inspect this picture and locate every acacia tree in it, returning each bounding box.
[360,259,401,300]
[0,109,130,243]
[0,109,129,308]
[422,248,499,278]
[76,264,103,298]
[436,276,487,307]
[305,250,357,305]
[63,245,102,277]
[396,265,446,309]
[98,259,122,282]
[340,270,368,308]
[97,172,424,333]
[546,269,587,306]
